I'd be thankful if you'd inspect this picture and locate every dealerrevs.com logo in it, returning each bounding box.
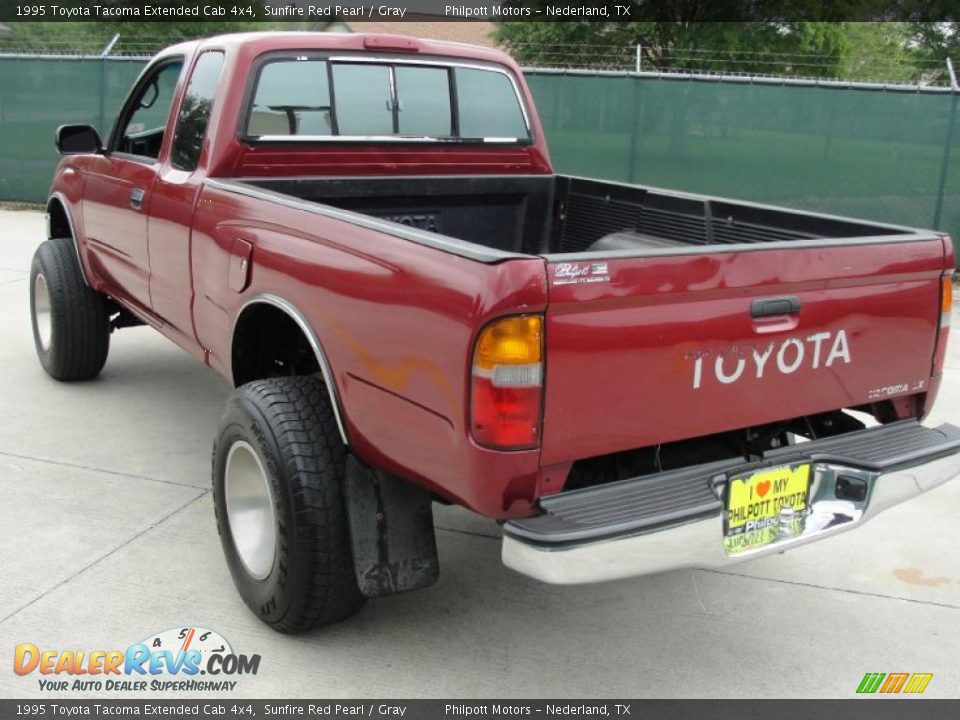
[13,626,260,693]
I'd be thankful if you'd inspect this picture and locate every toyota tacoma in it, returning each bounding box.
[31,32,960,632]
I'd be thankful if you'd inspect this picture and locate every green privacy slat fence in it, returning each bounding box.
[1,57,957,263]
[0,56,145,204]
[525,71,960,262]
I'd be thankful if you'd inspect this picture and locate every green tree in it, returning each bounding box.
[908,22,959,85]
[836,22,921,82]
[494,17,958,84]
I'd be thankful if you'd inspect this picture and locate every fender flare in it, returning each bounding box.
[47,192,90,286]
[231,293,349,445]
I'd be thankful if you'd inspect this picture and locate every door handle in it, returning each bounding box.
[130,188,145,211]
[751,296,801,318]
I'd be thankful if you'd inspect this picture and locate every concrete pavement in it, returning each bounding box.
[0,208,958,699]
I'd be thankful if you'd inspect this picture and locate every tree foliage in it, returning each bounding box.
[909,22,960,83]
[2,17,956,85]
[493,19,958,83]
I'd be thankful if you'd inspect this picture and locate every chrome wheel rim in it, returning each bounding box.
[34,273,52,352]
[225,440,277,580]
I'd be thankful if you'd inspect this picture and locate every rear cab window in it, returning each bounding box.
[242,53,530,144]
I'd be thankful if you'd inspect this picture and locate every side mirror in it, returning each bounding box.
[55,125,103,155]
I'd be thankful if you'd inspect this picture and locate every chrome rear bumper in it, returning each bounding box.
[503,421,960,584]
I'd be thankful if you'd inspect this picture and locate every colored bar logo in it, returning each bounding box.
[857,672,933,694]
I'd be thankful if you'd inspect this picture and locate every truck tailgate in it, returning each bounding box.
[541,240,947,466]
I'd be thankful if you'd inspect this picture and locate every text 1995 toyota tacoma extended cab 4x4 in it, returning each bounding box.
[31,33,959,632]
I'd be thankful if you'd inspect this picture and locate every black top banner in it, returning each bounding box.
[0,0,957,23]
[2,700,960,720]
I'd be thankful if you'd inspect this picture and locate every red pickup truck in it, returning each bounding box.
[32,32,959,632]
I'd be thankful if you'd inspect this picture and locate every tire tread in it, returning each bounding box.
[31,237,109,381]
[213,376,364,633]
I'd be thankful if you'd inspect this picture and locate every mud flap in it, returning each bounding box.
[345,456,439,598]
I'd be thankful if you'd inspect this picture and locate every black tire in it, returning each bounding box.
[212,376,365,633]
[29,237,110,381]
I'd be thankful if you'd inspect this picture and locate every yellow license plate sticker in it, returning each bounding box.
[724,463,810,555]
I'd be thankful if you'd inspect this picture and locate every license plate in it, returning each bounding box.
[723,463,811,556]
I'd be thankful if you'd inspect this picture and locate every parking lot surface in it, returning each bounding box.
[0,208,958,699]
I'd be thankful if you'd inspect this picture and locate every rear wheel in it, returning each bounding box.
[212,376,365,633]
[29,238,110,381]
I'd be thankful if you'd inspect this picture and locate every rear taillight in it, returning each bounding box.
[933,274,953,374]
[470,315,544,450]
[941,275,953,327]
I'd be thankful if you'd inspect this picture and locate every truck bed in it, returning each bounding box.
[237,174,916,259]
[214,172,947,473]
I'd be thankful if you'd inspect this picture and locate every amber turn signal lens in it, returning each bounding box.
[473,315,542,372]
[933,275,954,377]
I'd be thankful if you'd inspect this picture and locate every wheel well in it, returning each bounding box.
[47,198,72,239]
[47,196,95,289]
[231,303,323,387]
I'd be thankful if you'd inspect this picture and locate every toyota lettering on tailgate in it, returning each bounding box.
[690,330,851,389]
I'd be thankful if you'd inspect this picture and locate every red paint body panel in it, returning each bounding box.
[189,184,548,516]
[46,32,952,519]
[79,155,158,310]
[148,166,205,340]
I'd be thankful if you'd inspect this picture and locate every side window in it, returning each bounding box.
[117,60,184,159]
[171,51,225,171]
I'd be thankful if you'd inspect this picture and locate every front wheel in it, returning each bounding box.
[29,237,110,381]
[212,376,365,633]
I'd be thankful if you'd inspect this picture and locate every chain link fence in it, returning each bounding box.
[501,43,957,86]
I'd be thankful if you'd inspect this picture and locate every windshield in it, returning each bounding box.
[244,55,531,143]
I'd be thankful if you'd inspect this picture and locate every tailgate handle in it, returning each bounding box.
[751,296,801,318]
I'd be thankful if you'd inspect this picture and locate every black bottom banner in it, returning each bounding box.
[2,700,959,720]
